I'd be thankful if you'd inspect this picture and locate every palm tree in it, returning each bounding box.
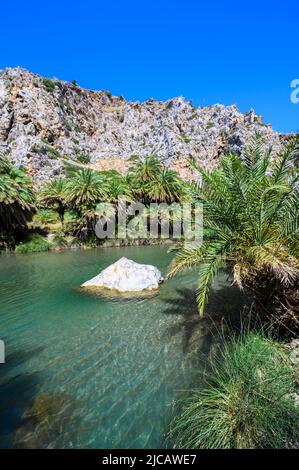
[66,168,107,212]
[129,155,188,203]
[128,155,162,202]
[129,155,162,184]
[131,204,184,239]
[105,171,133,204]
[168,135,299,326]
[65,168,108,234]
[39,178,68,224]
[145,167,188,203]
[0,153,36,232]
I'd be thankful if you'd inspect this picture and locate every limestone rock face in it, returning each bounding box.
[0,67,287,185]
[81,257,163,292]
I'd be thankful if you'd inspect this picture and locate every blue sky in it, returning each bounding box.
[1,0,298,132]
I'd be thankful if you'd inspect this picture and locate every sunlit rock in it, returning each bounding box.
[81,257,163,292]
[0,67,282,185]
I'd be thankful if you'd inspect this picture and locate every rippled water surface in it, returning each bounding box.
[0,246,245,448]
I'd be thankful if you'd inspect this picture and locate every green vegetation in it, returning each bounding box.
[257,121,270,127]
[43,78,56,93]
[105,171,133,204]
[15,233,52,253]
[51,229,69,248]
[168,135,299,328]
[1,139,298,449]
[171,331,299,449]
[181,133,191,143]
[65,168,108,213]
[0,154,188,250]
[33,209,59,225]
[76,154,91,164]
[206,121,214,129]
[129,155,162,185]
[166,135,299,449]
[64,168,109,234]
[2,138,298,338]
[104,90,112,100]
[128,155,187,203]
[0,153,36,235]
[144,167,187,203]
[44,144,62,159]
[39,178,68,224]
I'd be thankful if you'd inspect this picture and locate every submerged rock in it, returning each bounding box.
[81,257,163,292]
[14,391,75,449]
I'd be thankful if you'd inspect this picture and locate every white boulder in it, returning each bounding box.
[81,257,163,292]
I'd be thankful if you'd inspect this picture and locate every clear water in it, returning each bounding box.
[0,246,246,449]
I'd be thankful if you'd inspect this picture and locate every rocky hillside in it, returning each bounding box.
[0,67,284,183]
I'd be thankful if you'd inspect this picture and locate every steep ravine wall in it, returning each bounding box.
[0,67,285,182]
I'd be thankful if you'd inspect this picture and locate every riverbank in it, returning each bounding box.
[1,232,175,255]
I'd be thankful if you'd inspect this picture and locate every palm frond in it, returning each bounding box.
[196,250,226,315]
[271,137,299,184]
[167,242,207,278]
[169,135,299,317]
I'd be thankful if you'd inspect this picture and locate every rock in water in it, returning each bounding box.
[81,257,163,292]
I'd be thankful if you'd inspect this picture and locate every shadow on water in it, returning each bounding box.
[161,281,255,448]
[0,346,43,448]
[0,345,78,449]
[161,281,253,356]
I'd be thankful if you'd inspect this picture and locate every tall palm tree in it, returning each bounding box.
[0,153,36,232]
[128,155,188,203]
[168,135,299,326]
[105,171,133,204]
[128,155,163,202]
[145,167,188,203]
[65,168,108,234]
[131,204,184,239]
[93,171,133,239]
[66,168,108,212]
[129,155,162,184]
[39,178,68,224]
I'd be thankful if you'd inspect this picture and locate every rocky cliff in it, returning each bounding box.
[0,67,283,183]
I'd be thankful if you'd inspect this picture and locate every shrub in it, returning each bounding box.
[44,145,61,159]
[43,78,55,93]
[77,154,91,164]
[171,331,299,449]
[15,234,52,254]
[181,133,191,144]
[52,230,69,248]
[64,209,80,222]
[34,209,59,225]
[118,113,125,123]
[104,90,112,100]
[38,179,68,224]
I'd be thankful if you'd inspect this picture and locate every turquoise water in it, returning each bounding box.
[0,246,246,449]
